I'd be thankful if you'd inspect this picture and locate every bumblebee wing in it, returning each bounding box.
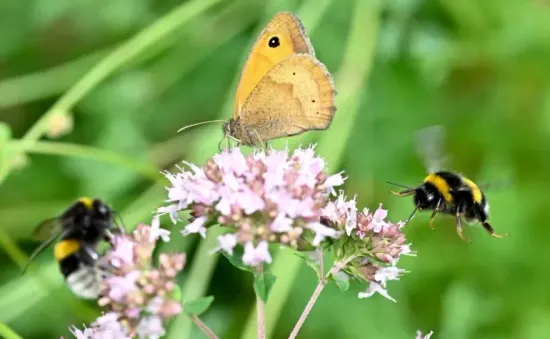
[415,125,451,173]
[32,218,63,241]
[21,227,71,274]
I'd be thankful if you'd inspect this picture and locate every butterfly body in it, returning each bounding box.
[226,11,336,146]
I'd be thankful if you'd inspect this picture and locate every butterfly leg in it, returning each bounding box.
[481,221,509,239]
[251,129,267,151]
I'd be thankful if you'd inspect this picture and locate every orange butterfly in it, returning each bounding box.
[223,11,337,146]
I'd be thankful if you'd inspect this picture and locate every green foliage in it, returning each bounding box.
[253,271,277,303]
[1,0,550,338]
[331,271,350,292]
[183,296,215,316]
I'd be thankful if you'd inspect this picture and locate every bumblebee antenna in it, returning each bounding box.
[386,181,414,190]
[112,211,126,234]
[177,120,226,133]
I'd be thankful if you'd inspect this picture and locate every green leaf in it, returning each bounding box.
[171,285,183,301]
[0,123,11,146]
[221,245,255,273]
[254,271,277,303]
[291,249,321,278]
[183,296,215,316]
[332,271,350,292]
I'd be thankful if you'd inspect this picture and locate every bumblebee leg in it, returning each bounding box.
[429,200,442,230]
[455,214,472,243]
[481,221,510,239]
[429,210,438,230]
[391,189,415,197]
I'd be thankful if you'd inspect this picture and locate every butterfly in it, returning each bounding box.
[222,11,337,147]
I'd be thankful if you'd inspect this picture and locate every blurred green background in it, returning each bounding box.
[1,0,549,338]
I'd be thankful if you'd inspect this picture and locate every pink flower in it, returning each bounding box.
[158,146,346,267]
[70,313,130,339]
[242,241,272,266]
[322,195,414,303]
[181,216,207,238]
[271,213,293,233]
[371,204,388,233]
[217,233,238,255]
[306,222,340,246]
[322,193,357,235]
[105,271,140,302]
[136,316,165,339]
[358,281,396,303]
[80,225,185,337]
[150,217,171,242]
[108,237,135,268]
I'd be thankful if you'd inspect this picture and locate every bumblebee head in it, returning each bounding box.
[413,185,438,211]
[92,199,111,218]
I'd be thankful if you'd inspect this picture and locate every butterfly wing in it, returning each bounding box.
[237,54,336,143]
[234,11,315,119]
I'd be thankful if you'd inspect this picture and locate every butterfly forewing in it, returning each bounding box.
[234,12,315,119]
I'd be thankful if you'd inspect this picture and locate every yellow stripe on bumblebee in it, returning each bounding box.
[78,197,94,209]
[461,177,483,203]
[54,239,80,261]
[423,173,453,202]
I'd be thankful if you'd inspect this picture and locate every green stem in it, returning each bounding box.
[0,322,24,339]
[0,0,224,185]
[167,228,222,339]
[10,140,162,183]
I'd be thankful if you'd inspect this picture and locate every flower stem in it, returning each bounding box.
[190,315,219,339]
[256,266,266,339]
[288,256,356,339]
[287,277,327,339]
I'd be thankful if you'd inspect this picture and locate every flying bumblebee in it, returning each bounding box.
[23,197,120,299]
[388,125,509,242]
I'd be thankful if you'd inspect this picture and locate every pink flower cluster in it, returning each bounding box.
[321,193,415,302]
[157,146,345,267]
[70,225,185,338]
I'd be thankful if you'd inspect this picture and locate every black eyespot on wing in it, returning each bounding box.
[293,72,296,75]
[268,36,280,48]
[312,100,315,102]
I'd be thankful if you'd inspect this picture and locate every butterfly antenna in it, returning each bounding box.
[386,181,414,190]
[177,120,226,133]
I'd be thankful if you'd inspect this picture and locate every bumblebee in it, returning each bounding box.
[23,197,119,299]
[389,126,509,242]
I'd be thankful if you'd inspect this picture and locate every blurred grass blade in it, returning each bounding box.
[0,0,225,186]
[0,322,23,339]
[0,49,109,109]
[10,140,163,183]
[242,0,382,338]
